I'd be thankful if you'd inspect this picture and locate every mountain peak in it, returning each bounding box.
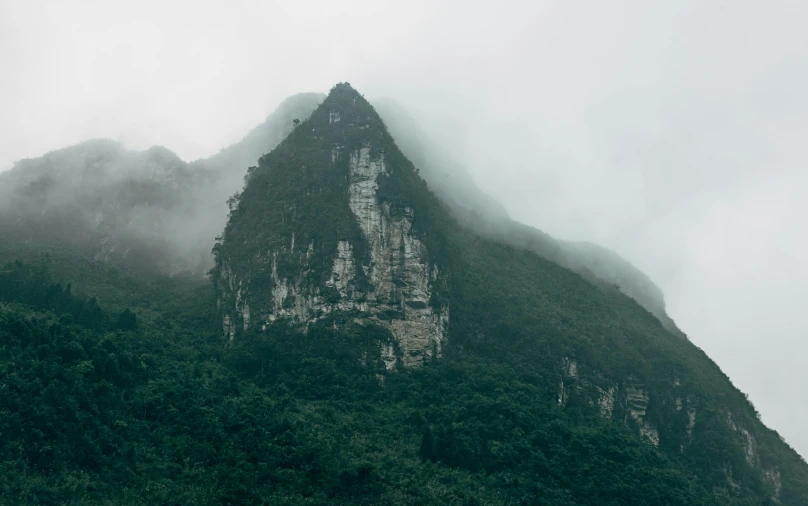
[289,82,394,150]
[212,83,449,367]
[326,81,361,99]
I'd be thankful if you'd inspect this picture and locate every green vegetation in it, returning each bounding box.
[0,261,716,505]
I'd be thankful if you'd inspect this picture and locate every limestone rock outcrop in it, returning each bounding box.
[213,84,448,366]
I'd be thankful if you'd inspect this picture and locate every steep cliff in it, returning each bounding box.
[212,84,449,366]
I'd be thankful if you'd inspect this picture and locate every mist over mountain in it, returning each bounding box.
[0,89,679,337]
[0,83,805,504]
[375,98,684,337]
[0,93,322,277]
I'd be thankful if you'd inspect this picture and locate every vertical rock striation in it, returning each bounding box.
[212,83,448,367]
[624,376,660,446]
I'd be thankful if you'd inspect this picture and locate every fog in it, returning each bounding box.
[0,93,321,277]
[2,0,807,455]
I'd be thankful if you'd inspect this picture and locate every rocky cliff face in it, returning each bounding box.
[213,83,449,366]
[547,352,792,503]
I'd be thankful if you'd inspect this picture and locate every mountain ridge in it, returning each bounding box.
[0,90,678,337]
[0,93,323,277]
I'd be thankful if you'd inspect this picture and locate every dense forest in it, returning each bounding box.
[0,259,725,504]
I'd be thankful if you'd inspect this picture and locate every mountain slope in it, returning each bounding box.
[196,92,324,178]
[0,140,206,275]
[0,93,323,279]
[373,98,682,336]
[373,98,510,220]
[214,83,808,504]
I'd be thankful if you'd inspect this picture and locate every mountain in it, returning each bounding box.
[0,93,323,278]
[213,83,807,503]
[373,98,684,337]
[0,82,805,504]
[0,90,676,335]
[196,92,324,180]
[211,86,450,363]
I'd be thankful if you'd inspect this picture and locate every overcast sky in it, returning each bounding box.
[2,0,807,455]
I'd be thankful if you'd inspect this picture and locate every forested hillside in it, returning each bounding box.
[1,83,805,505]
[0,259,753,505]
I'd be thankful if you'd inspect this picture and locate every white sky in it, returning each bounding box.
[2,0,807,455]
